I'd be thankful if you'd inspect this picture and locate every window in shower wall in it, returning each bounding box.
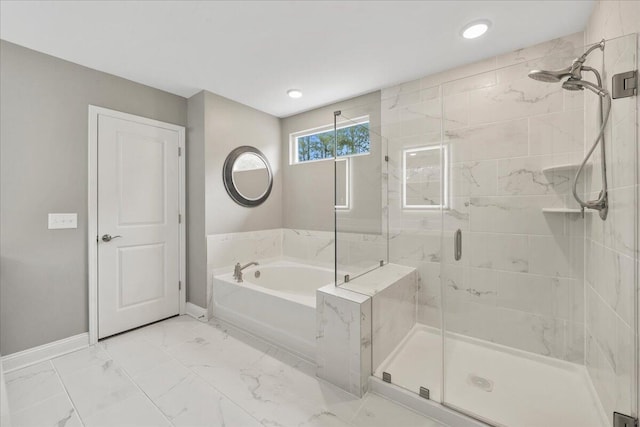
[289,116,370,164]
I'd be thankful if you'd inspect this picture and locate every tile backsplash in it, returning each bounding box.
[206,227,386,320]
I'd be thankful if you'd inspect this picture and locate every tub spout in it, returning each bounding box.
[233,261,259,283]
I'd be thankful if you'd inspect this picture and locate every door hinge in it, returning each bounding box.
[614,412,638,427]
[178,213,182,224]
[612,70,637,99]
[384,155,389,162]
[179,281,182,291]
[178,146,182,156]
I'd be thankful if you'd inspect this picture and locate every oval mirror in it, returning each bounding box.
[223,146,273,207]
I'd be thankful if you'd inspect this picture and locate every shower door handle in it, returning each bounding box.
[454,229,462,261]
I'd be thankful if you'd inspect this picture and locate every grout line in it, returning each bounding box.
[99,344,177,427]
[118,319,271,427]
[181,316,368,425]
[50,359,86,427]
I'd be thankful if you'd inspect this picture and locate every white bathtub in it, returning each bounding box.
[212,260,335,360]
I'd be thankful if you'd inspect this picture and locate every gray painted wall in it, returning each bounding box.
[281,91,382,233]
[186,92,207,309]
[185,90,282,308]
[203,90,282,235]
[0,40,187,355]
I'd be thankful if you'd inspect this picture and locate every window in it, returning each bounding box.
[290,117,370,164]
[402,145,449,209]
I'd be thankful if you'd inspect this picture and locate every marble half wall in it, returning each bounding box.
[316,285,371,397]
[341,263,418,371]
[317,263,418,396]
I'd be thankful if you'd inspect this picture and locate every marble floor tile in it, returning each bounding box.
[82,394,171,427]
[351,393,446,427]
[150,373,261,427]
[124,317,201,350]
[58,359,139,419]
[99,333,175,377]
[9,393,82,427]
[198,343,364,427]
[52,345,112,377]
[132,359,193,401]
[4,361,66,412]
[3,316,452,427]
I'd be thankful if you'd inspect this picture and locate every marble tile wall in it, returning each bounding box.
[370,267,418,370]
[583,1,639,422]
[316,285,372,397]
[339,263,418,371]
[205,228,386,318]
[282,228,387,278]
[206,229,283,319]
[206,228,386,281]
[382,32,590,362]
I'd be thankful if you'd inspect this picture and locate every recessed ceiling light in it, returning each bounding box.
[287,89,302,99]
[461,20,491,39]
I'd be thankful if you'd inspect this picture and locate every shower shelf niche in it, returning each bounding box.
[541,163,592,174]
[541,163,595,213]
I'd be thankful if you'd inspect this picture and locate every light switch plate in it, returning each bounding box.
[48,213,77,229]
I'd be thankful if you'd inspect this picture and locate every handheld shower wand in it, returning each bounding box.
[528,39,610,220]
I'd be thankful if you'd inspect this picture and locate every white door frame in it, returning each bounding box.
[88,105,186,345]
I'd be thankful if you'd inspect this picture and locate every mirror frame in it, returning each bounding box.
[222,146,273,207]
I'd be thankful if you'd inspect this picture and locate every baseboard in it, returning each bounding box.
[1,333,89,373]
[185,302,209,322]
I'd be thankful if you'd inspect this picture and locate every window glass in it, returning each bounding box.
[292,120,370,163]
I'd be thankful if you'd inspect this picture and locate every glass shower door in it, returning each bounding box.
[371,83,446,400]
[440,34,638,427]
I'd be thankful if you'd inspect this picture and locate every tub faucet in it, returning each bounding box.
[233,261,259,283]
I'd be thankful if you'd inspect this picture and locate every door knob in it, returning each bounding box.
[101,234,122,242]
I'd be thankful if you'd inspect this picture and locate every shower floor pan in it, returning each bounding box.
[375,325,608,427]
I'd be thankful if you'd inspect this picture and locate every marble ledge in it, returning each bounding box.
[341,263,416,296]
[317,283,370,304]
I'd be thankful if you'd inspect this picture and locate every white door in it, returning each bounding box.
[97,113,182,339]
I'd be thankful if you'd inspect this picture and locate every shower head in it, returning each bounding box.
[527,67,573,83]
[562,78,608,97]
[561,79,585,91]
[528,39,605,85]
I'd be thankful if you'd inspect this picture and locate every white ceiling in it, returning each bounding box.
[0,1,594,118]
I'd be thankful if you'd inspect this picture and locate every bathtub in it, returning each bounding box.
[212,260,335,361]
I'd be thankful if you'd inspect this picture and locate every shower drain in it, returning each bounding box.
[254,270,261,279]
[468,374,494,392]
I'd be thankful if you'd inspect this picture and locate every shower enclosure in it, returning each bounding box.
[334,33,638,427]
[333,101,388,285]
